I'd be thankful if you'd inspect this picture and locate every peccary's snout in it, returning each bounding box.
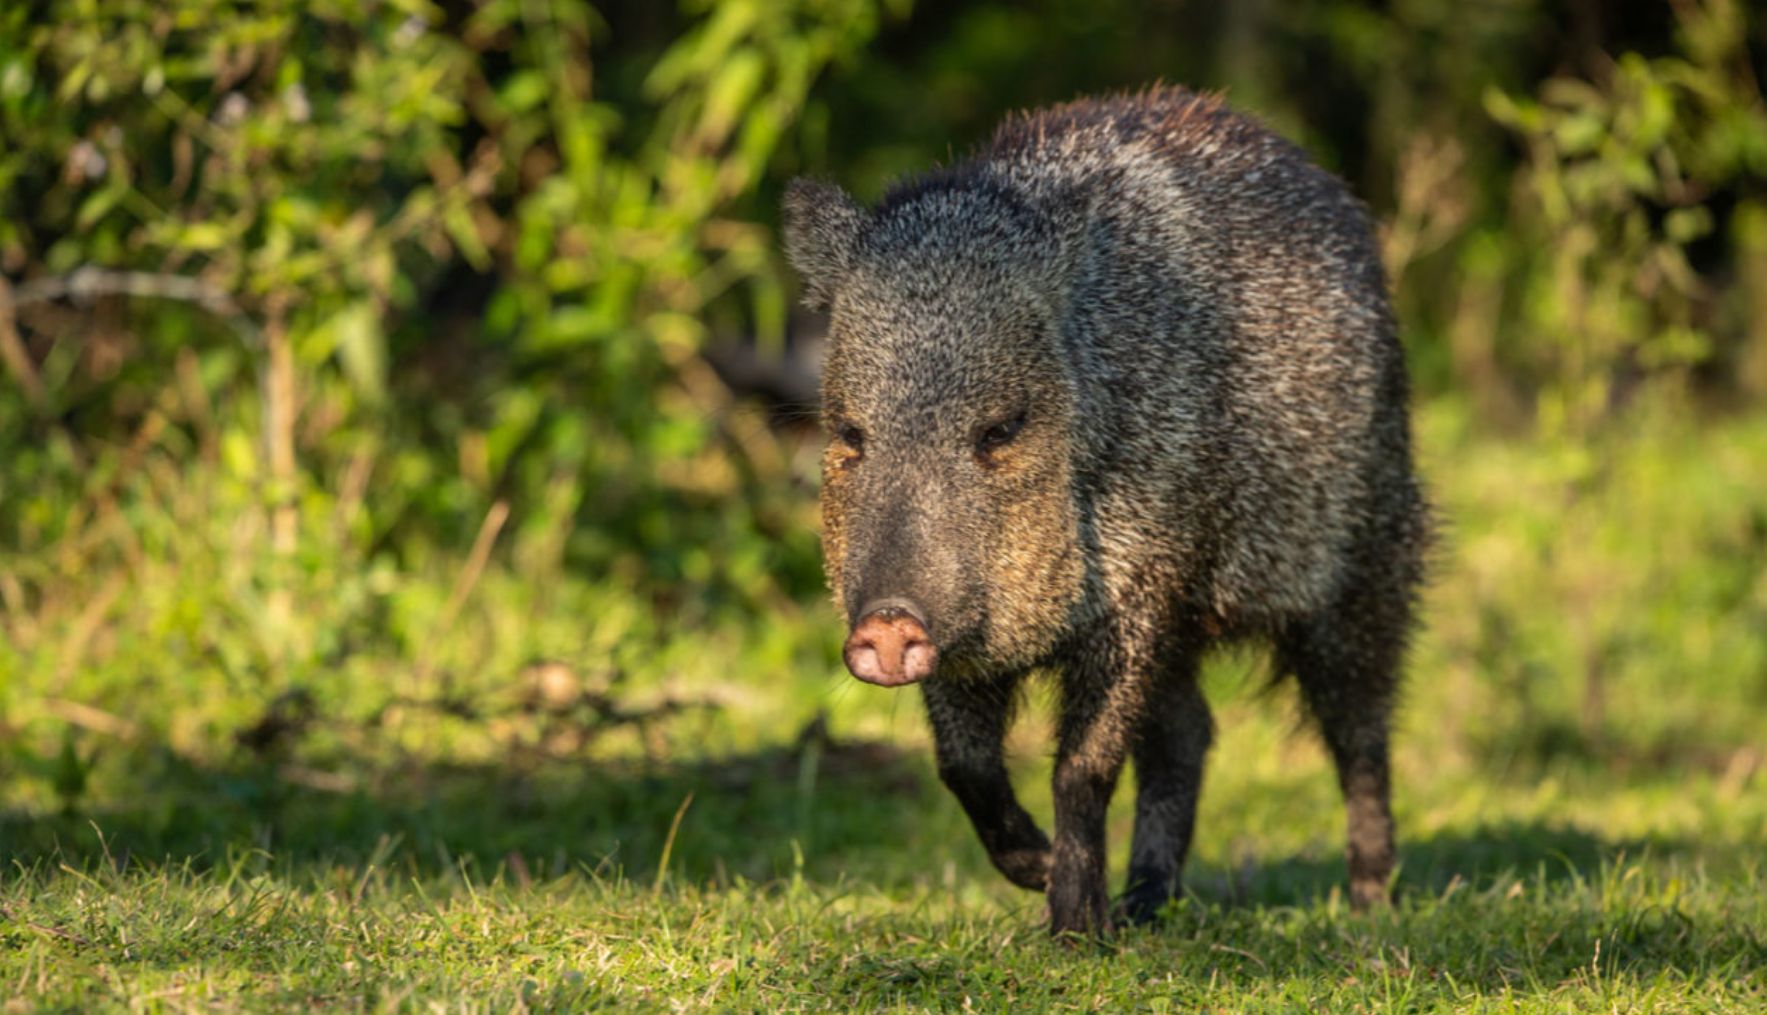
[843,598,939,686]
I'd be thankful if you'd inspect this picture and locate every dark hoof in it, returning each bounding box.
[1349,877,1394,911]
[994,847,1052,892]
[1047,888,1112,940]
[1113,884,1173,926]
[1047,918,1113,946]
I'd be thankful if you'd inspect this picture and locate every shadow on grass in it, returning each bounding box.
[3,722,1726,900]
[0,723,945,889]
[5,726,1760,1003]
[1189,819,1699,914]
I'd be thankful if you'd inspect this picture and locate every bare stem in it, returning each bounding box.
[0,276,47,409]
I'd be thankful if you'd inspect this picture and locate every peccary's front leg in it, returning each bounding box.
[1120,664,1212,924]
[923,672,1051,891]
[1048,628,1155,938]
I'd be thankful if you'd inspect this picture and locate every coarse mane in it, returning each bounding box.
[987,84,1255,159]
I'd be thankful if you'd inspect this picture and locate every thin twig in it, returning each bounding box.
[1209,942,1269,973]
[261,296,297,556]
[0,901,93,948]
[412,500,510,688]
[652,792,695,893]
[438,499,511,638]
[42,697,140,740]
[51,572,128,691]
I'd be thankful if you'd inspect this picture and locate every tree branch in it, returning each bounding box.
[5,267,262,349]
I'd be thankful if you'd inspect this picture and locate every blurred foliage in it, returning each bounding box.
[0,0,877,680]
[1485,0,1767,434]
[794,0,1767,420]
[0,0,1765,816]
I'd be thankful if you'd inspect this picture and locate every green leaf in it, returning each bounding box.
[1552,113,1607,156]
[1665,206,1713,244]
[326,302,388,405]
[444,202,491,271]
[699,48,765,145]
[175,221,233,252]
[74,185,127,230]
[499,70,549,114]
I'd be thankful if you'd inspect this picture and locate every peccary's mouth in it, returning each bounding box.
[842,598,939,686]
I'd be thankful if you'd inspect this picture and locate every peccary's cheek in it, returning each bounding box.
[819,483,855,621]
[972,440,1083,663]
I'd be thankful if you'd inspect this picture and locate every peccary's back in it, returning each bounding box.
[984,88,1421,623]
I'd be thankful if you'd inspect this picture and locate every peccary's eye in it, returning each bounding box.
[976,412,1027,457]
[835,422,865,465]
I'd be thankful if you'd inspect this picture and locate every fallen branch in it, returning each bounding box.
[3,267,261,349]
[11,266,238,313]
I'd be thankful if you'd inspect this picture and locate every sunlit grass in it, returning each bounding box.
[3,402,1765,1010]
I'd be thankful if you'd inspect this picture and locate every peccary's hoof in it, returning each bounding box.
[1349,878,1394,911]
[994,847,1052,892]
[1113,885,1172,926]
[1046,887,1112,941]
[1047,919,1114,947]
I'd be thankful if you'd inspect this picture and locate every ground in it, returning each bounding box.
[3,402,1765,1012]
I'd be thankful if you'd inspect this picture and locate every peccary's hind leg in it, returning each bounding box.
[1279,581,1410,910]
[923,672,1051,891]
[1119,654,1211,924]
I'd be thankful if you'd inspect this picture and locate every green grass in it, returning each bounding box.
[4,401,1766,1011]
[4,719,1763,1012]
[5,848,1763,1011]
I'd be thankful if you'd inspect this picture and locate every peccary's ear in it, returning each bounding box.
[782,178,867,310]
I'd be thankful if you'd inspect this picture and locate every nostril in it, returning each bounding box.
[901,639,937,680]
[845,642,881,679]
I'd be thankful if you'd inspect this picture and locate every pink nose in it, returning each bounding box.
[843,608,938,686]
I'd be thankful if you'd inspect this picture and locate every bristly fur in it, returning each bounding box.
[783,84,1430,937]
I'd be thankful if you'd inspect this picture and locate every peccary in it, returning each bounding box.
[782,87,1428,936]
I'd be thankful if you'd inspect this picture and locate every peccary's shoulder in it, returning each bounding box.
[981,85,1374,252]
